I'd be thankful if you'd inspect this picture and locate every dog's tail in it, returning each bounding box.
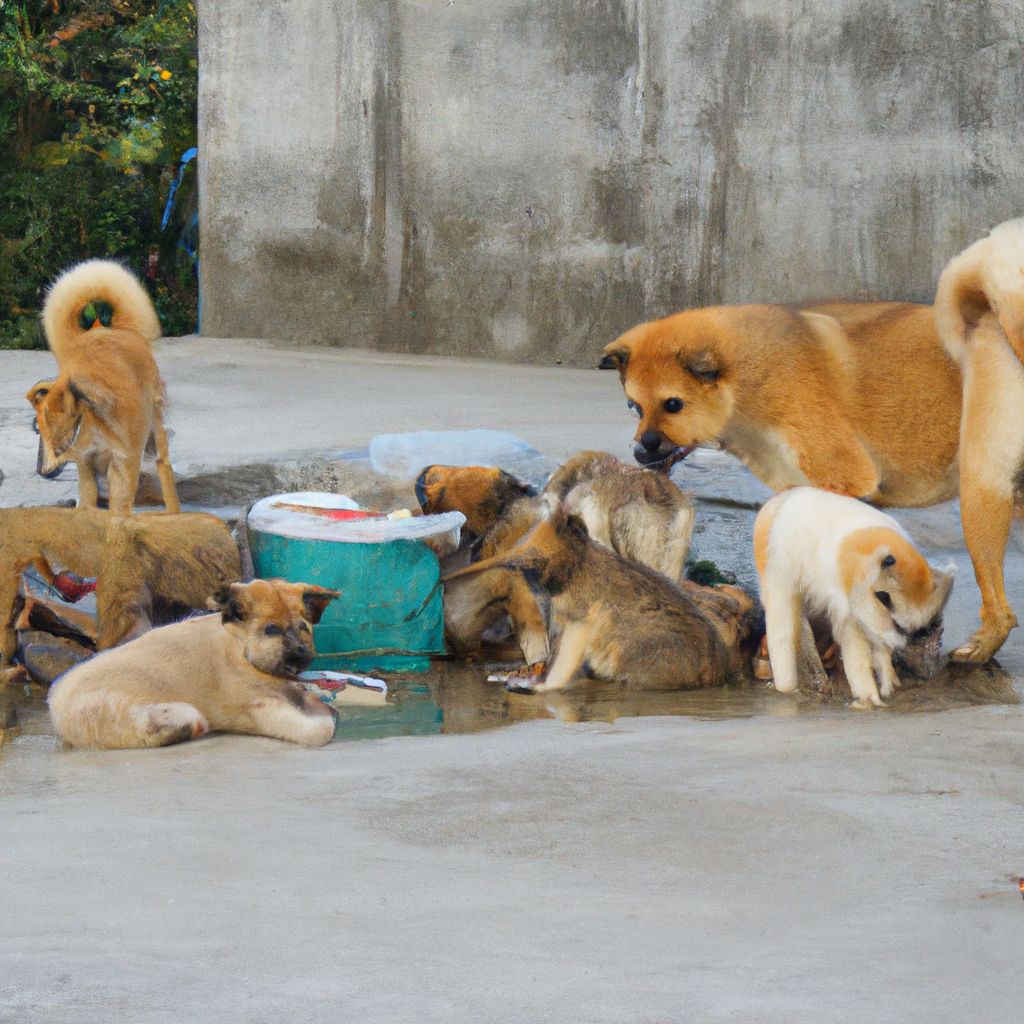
[934,217,1024,365]
[42,259,162,361]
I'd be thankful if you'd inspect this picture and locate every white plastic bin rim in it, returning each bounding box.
[247,491,466,544]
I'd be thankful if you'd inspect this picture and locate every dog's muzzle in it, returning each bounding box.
[633,440,695,473]
[36,435,71,479]
[283,646,313,676]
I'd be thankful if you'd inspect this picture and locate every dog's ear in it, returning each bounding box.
[680,348,721,386]
[598,346,628,371]
[565,513,589,540]
[300,585,340,624]
[208,584,246,622]
[68,379,116,418]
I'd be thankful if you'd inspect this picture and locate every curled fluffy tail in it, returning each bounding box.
[42,259,162,362]
[934,217,1024,365]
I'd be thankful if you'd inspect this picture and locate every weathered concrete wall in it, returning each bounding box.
[198,0,1024,364]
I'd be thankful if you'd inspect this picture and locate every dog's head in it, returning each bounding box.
[600,311,736,470]
[207,579,340,677]
[840,528,955,655]
[414,464,537,537]
[26,376,112,478]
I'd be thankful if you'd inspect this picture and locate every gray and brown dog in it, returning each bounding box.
[445,497,760,693]
[49,579,339,749]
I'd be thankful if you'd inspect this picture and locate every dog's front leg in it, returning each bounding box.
[76,459,99,509]
[533,618,592,693]
[245,686,336,746]
[838,622,884,708]
[873,645,900,699]
[106,454,142,516]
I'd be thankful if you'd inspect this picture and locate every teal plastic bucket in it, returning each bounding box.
[246,493,464,673]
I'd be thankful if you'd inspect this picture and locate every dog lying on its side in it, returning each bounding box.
[754,487,954,708]
[49,579,340,749]
[0,506,241,664]
[445,497,760,693]
[27,259,179,515]
[601,218,1024,663]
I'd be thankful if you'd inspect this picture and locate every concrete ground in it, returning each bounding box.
[2,338,1023,1023]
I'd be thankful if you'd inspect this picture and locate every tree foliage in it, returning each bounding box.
[0,0,197,347]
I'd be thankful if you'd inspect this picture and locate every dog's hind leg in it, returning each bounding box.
[953,323,1024,662]
[131,702,209,746]
[151,413,180,514]
[761,583,803,694]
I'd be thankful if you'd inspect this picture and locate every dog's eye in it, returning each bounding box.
[264,624,284,637]
[627,400,642,418]
[881,554,896,568]
[663,397,684,414]
[874,591,893,610]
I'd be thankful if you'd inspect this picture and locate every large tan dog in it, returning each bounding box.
[0,506,240,663]
[27,259,179,514]
[49,579,339,749]
[602,219,1024,663]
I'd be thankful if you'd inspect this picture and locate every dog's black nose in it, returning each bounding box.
[639,431,663,452]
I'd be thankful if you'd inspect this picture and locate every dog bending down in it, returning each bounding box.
[49,579,339,749]
[754,488,953,708]
[28,259,179,514]
[445,498,759,692]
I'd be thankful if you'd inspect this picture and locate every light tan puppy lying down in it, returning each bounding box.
[49,579,339,750]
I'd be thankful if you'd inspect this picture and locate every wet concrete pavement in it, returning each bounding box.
[2,339,1023,1021]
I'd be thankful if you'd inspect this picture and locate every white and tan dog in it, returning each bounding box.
[49,579,339,749]
[754,488,954,707]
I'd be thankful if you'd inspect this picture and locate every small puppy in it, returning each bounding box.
[754,487,954,707]
[445,497,759,693]
[27,259,179,514]
[544,450,694,580]
[49,579,340,749]
[0,506,241,663]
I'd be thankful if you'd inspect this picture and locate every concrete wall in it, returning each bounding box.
[198,0,1024,365]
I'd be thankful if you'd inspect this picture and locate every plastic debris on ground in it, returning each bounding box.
[368,429,558,488]
[300,670,389,708]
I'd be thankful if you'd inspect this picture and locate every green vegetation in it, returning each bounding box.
[0,1,198,348]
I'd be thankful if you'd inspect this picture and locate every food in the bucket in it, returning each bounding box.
[754,487,954,708]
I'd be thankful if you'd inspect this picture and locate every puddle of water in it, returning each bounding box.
[326,657,1021,741]
[4,658,1018,754]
